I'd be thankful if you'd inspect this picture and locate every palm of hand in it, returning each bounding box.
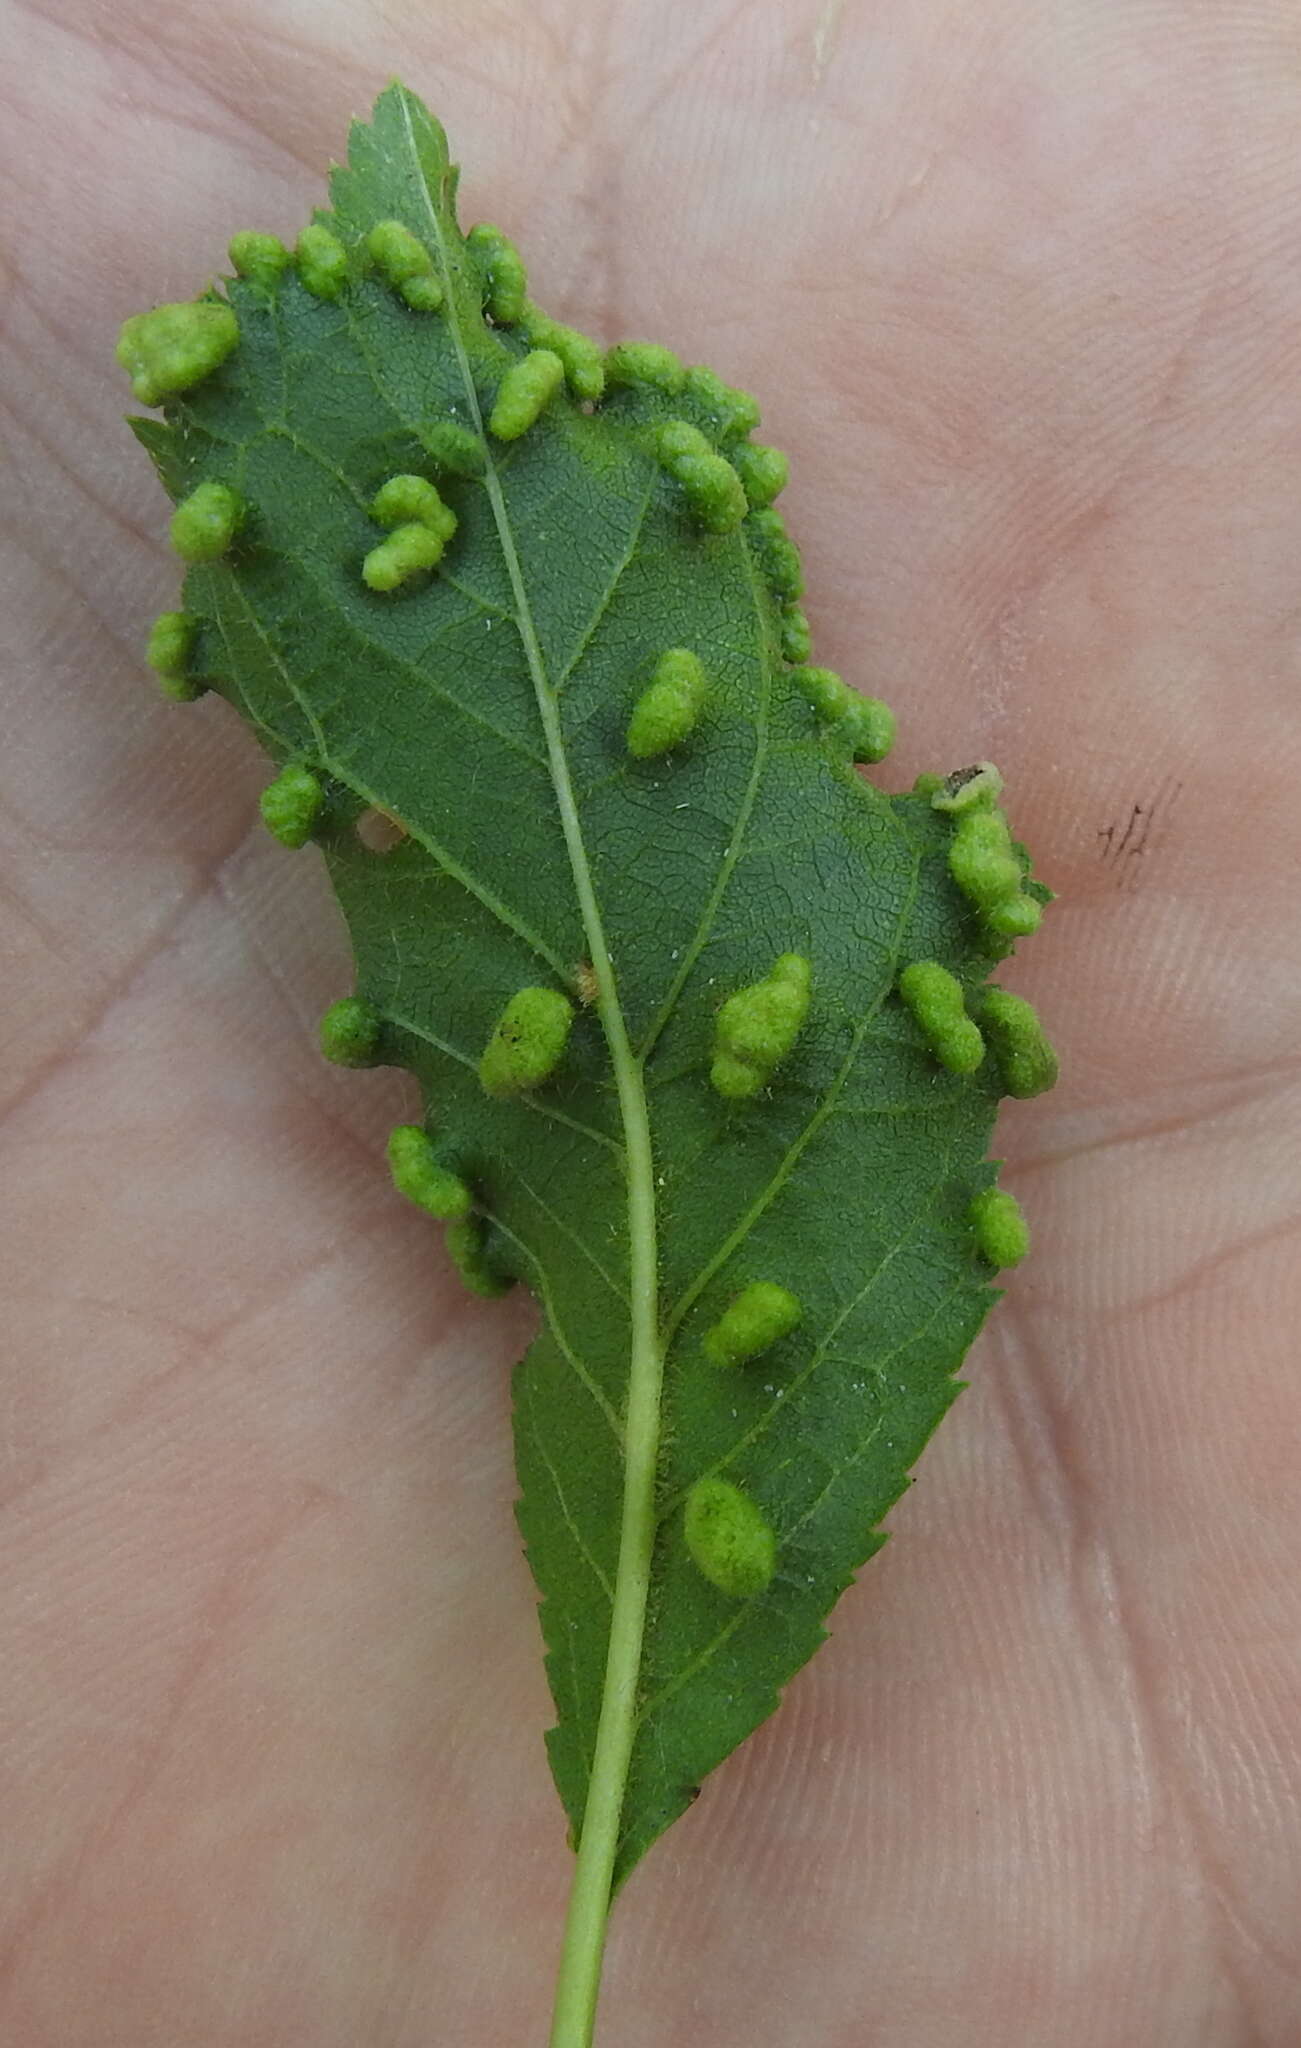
[3,5,1298,2043]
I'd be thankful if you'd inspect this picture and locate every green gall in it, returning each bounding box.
[605,341,685,395]
[370,474,457,541]
[295,224,349,300]
[780,605,812,663]
[656,420,747,535]
[683,365,761,442]
[946,802,1044,944]
[627,648,708,759]
[419,420,487,476]
[479,986,575,1098]
[974,987,1059,1099]
[144,610,199,696]
[969,1187,1030,1269]
[227,232,290,288]
[683,1477,776,1599]
[948,808,1023,910]
[259,762,325,849]
[931,761,1004,814]
[466,223,527,325]
[398,274,443,314]
[521,303,605,403]
[362,522,447,591]
[791,665,849,723]
[703,1281,802,1368]
[489,349,566,440]
[366,218,443,310]
[319,996,383,1068]
[169,481,242,563]
[747,508,804,601]
[732,442,789,510]
[842,696,896,764]
[710,1054,754,1097]
[115,300,239,407]
[897,961,985,1077]
[711,953,812,1101]
[912,772,945,797]
[445,1216,515,1298]
[791,667,895,763]
[153,670,206,705]
[985,894,1044,940]
[387,1124,472,1222]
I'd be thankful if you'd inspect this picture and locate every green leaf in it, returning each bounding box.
[119,82,1057,2039]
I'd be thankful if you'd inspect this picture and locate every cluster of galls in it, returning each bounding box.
[122,219,803,761]
[120,200,1056,1615]
[309,980,580,1302]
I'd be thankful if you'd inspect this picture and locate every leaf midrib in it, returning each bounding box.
[397,92,663,2040]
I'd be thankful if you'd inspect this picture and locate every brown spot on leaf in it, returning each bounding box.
[355,806,407,854]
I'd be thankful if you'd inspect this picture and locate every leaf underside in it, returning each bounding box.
[126,85,1046,1890]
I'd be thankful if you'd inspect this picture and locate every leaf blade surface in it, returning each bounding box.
[124,82,1051,1895]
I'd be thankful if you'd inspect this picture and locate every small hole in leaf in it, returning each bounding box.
[356,806,406,853]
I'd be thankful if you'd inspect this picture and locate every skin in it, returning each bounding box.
[1,3,1299,2044]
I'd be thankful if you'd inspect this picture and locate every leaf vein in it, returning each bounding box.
[661,852,924,1338]
[489,1218,624,1441]
[509,1163,632,1305]
[209,577,572,979]
[637,1264,969,1732]
[526,1379,616,1604]
[634,557,774,1065]
[552,477,658,696]
[384,1006,622,1154]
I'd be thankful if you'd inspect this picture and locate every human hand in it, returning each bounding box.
[2,4,1298,2042]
